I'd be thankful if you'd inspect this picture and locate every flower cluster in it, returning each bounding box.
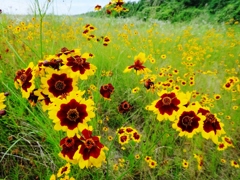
[116,127,141,146]
[146,91,227,145]
[14,48,108,171]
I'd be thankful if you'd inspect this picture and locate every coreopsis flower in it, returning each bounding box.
[40,68,78,99]
[197,106,225,144]
[144,79,154,90]
[59,135,82,164]
[100,83,114,100]
[123,52,151,75]
[144,156,152,162]
[231,160,239,168]
[73,128,108,169]
[60,49,97,80]
[57,163,71,177]
[118,134,129,145]
[14,62,36,98]
[132,87,140,93]
[217,142,228,151]
[48,91,95,137]
[148,160,157,168]
[131,131,141,143]
[194,154,203,171]
[182,159,189,168]
[222,136,234,148]
[34,90,52,111]
[28,89,39,106]
[146,90,191,121]
[0,92,6,110]
[41,55,64,70]
[172,103,205,138]
[118,101,132,114]
[94,5,101,11]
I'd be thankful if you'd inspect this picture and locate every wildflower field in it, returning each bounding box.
[0,1,240,180]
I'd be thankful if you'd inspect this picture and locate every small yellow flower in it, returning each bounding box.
[132,87,140,94]
[182,159,189,168]
[144,156,152,162]
[232,106,238,110]
[161,54,167,59]
[102,126,109,132]
[148,160,157,168]
[113,164,119,171]
[231,160,239,168]
[108,136,113,141]
[220,159,226,163]
[135,154,140,159]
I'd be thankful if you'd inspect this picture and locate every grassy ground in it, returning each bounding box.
[0,10,240,180]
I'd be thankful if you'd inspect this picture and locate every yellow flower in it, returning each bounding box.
[123,52,151,75]
[194,154,203,171]
[172,103,204,138]
[132,87,140,94]
[231,160,239,168]
[57,163,71,177]
[147,90,191,122]
[161,54,167,59]
[48,91,95,137]
[0,93,6,110]
[135,154,140,159]
[182,159,189,168]
[148,160,157,168]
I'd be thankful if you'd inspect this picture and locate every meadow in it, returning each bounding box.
[0,2,240,180]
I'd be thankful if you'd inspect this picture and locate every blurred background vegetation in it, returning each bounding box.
[86,0,240,23]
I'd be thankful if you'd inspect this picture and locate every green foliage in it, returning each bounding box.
[86,0,240,23]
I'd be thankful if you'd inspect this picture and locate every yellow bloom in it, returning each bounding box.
[48,91,95,137]
[0,93,6,110]
[57,163,71,177]
[148,160,157,168]
[231,160,239,168]
[182,159,189,168]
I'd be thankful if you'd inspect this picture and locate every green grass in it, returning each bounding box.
[0,5,240,180]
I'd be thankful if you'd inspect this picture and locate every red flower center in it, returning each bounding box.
[120,135,128,143]
[65,137,75,148]
[55,80,66,90]
[122,102,130,110]
[20,74,27,83]
[182,116,193,127]
[84,138,95,149]
[205,113,216,123]
[75,56,85,65]
[67,108,79,121]
[162,96,172,105]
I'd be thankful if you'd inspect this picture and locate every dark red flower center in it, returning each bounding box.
[120,135,128,143]
[122,102,130,109]
[84,138,96,149]
[61,166,68,174]
[65,137,75,148]
[162,97,172,105]
[205,113,216,123]
[20,74,27,83]
[67,108,79,121]
[55,80,66,91]
[75,56,86,65]
[155,93,180,116]
[177,111,200,133]
[182,116,193,127]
